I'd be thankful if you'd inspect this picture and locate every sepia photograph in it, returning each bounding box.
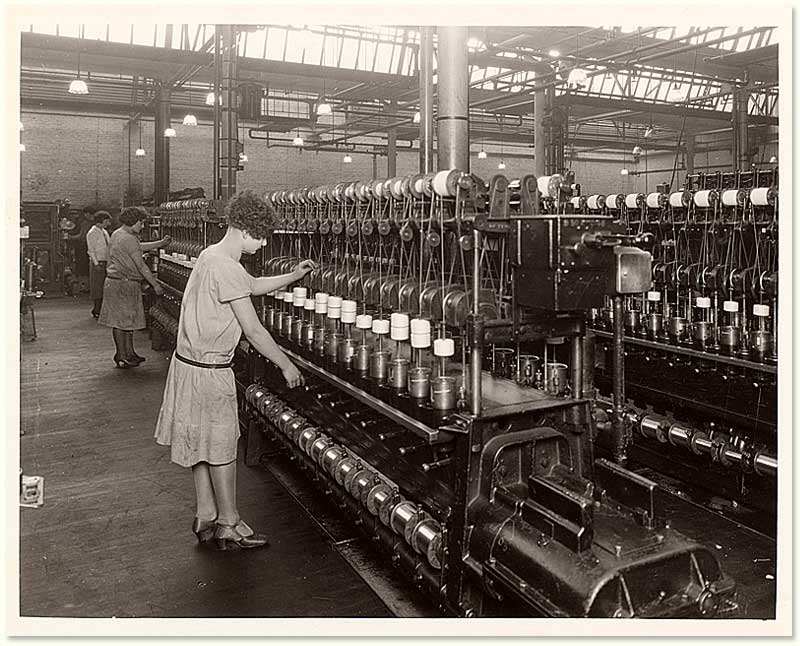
[9,3,791,638]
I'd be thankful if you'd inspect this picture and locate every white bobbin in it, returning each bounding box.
[411,333,431,349]
[433,338,455,357]
[723,300,739,313]
[625,193,641,209]
[327,296,343,309]
[372,319,390,335]
[647,291,662,302]
[391,326,409,341]
[750,187,775,206]
[342,300,358,314]
[669,192,687,208]
[695,297,711,309]
[304,298,315,311]
[605,194,622,210]
[693,190,714,208]
[315,292,329,304]
[753,304,770,317]
[356,314,373,330]
[410,318,431,335]
[341,310,356,324]
[390,312,410,328]
[283,292,293,304]
[646,192,662,209]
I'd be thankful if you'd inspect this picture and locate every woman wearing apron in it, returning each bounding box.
[154,190,315,551]
[98,206,169,367]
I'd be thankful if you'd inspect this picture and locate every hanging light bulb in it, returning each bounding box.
[316,101,332,116]
[548,49,561,58]
[135,147,146,157]
[164,127,176,138]
[239,152,248,163]
[620,168,629,176]
[343,153,353,164]
[498,161,506,170]
[19,143,26,153]
[413,111,421,124]
[205,92,216,106]
[566,68,588,89]
[769,155,778,164]
[69,78,89,95]
[293,134,304,147]
[478,150,487,160]
[19,121,24,131]
[183,113,198,126]
[632,145,643,156]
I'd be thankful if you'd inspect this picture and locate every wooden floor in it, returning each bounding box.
[19,296,392,618]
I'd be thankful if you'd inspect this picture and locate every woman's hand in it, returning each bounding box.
[292,259,318,279]
[153,283,165,296]
[161,235,172,248]
[281,362,304,389]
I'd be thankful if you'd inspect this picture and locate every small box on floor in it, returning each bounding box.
[20,475,44,508]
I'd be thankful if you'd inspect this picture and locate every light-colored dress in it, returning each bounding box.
[98,228,148,331]
[154,248,255,467]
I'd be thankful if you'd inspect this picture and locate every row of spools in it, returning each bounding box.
[244,383,444,569]
[570,186,777,212]
[265,171,570,207]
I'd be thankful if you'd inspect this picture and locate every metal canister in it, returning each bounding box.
[282,314,295,338]
[411,518,443,569]
[408,366,431,399]
[354,344,371,373]
[668,316,689,341]
[334,457,359,486]
[291,317,304,343]
[274,311,285,335]
[390,500,420,540]
[646,312,663,339]
[390,358,410,391]
[313,327,326,355]
[544,362,569,396]
[692,321,713,348]
[749,330,773,359]
[492,347,516,379]
[718,325,740,354]
[369,350,392,382]
[302,321,315,348]
[265,308,277,330]
[517,354,542,386]
[431,376,457,410]
[338,337,358,368]
[624,309,641,335]
[326,332,344,362]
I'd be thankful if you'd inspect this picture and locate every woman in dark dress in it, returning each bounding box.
[98,206,169,367]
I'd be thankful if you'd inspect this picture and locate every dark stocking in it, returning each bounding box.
[127,331,144,362]
[112,328,126,360]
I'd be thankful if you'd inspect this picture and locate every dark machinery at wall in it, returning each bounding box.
[148,161,779,618]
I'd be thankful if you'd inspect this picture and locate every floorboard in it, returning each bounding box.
[19,296,392,618]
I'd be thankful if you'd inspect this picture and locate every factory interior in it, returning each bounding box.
[16,20,785,627]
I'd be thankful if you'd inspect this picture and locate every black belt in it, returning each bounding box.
[107,275,135,281]
[175,352,233,369]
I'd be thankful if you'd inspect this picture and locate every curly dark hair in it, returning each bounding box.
[225,190,276,239]
[94,210,111,224]
[119,206,148,227]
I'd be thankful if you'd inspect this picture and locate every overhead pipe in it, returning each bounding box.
[436,26,470,172]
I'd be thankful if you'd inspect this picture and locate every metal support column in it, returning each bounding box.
[685,134,695,175]
[436,27,469,172]
[733,85,751,169]
[212,27,221,200]
[418,26,434,174]
[533,63,548,177]
[153,82,170,206]
[218,25,240,201]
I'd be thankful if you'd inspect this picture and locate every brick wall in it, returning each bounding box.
[22,111,770,209]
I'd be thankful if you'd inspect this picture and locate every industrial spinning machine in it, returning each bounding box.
[146,161,785,618]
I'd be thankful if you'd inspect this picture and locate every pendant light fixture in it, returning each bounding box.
[343,152,353,164]
[478,150,487,160]
[316,100,332,116]
[68,48,89,95]
[183,81,198,126]
[239,121,247,162]
[164,127,176,138]
[413,110,421,124]
[135,120,145,157]
[19,143,26,153]
[19,121,24,131]
[497,118,506,170]
[293,132,304,147]
[497,161,506,170]
[205,91,217,106]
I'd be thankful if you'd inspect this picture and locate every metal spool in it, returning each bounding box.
[342,463,365,493]
[692,321,713,345]
[334,457,359,486]
[302,321,315,347]
[411,517,443,569]
[492,347,516,379]
[321,445,347,476]
[354,345,370,372]
[298,427,319,454]
[338,337,358,367]
[624,309,641,332]
[668,316,689,339]
[370,179,385,199]
[366,482,393,516]
[287,418,310,444]
[327,333,344,362]
[349,469,376,500]
[718,325,740,352]
[310,435,334,465]
[409,174,426,199]
[390,358,410,391]
[400,175,414,198]
[517,355,541,386]
[389,500,419,542]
